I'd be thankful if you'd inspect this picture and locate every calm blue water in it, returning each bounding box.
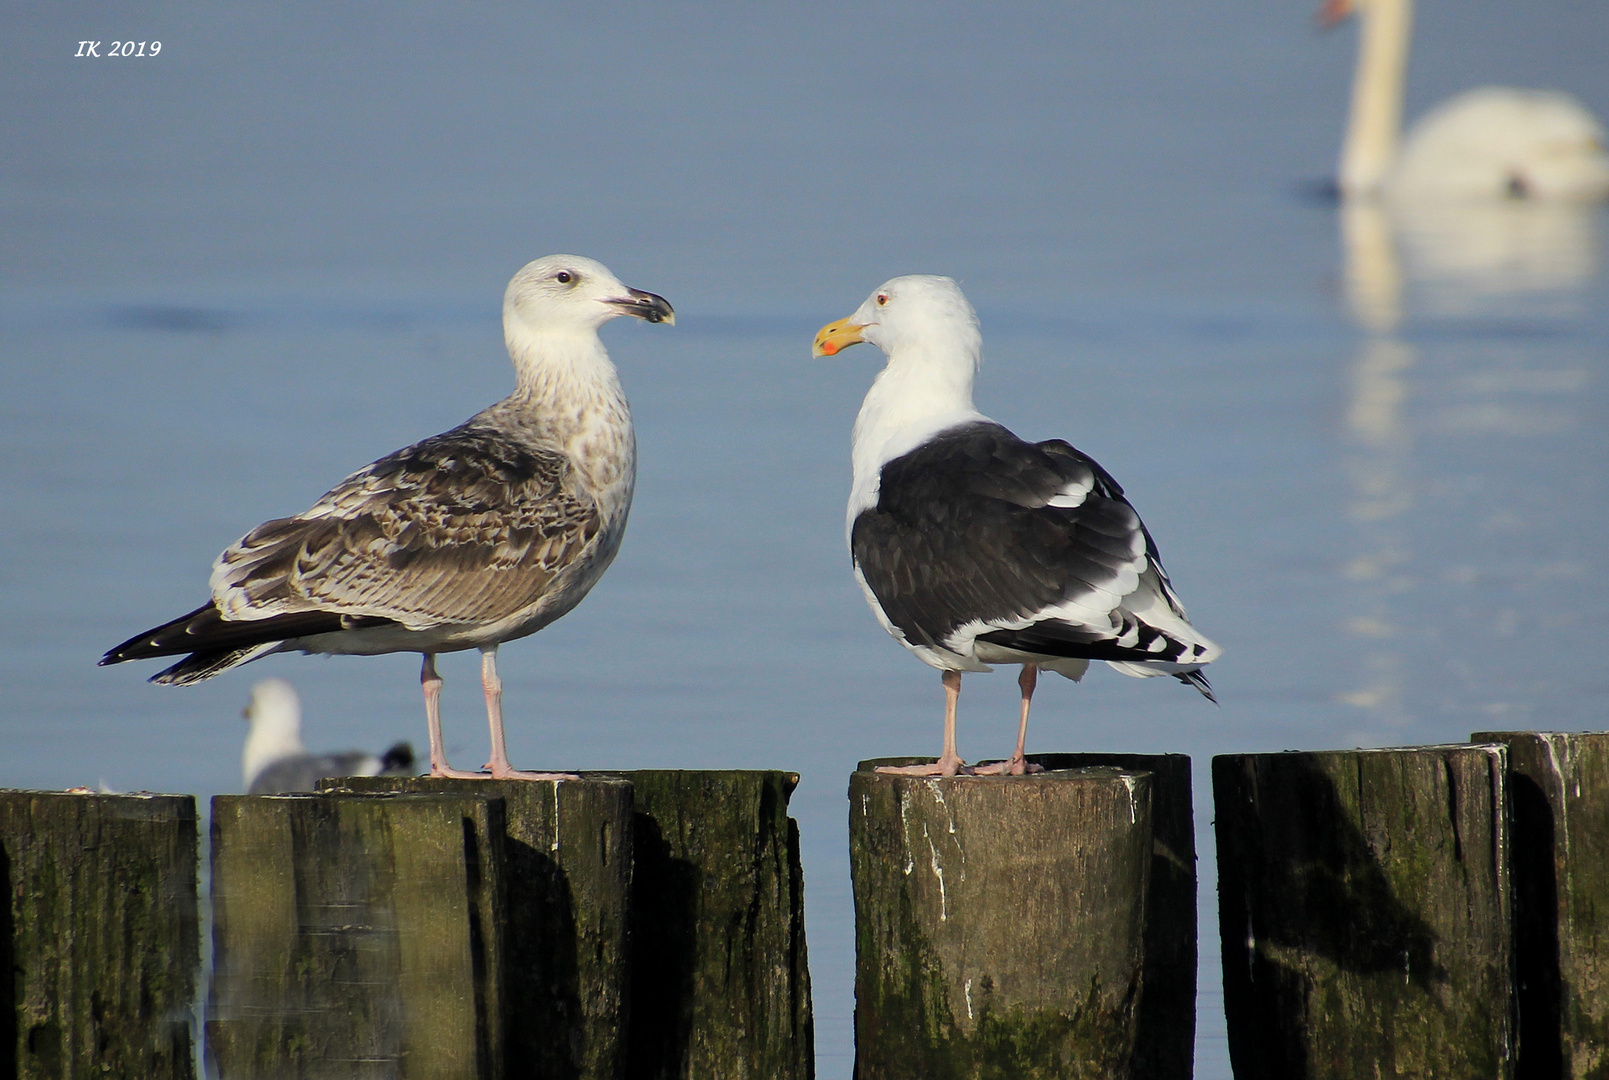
[5,3,1608,1075]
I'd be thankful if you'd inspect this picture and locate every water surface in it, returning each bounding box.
[5,2,1608,1074]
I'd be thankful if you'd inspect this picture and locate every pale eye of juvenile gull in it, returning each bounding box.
[99,253,674,784]
[821,273,1221,780]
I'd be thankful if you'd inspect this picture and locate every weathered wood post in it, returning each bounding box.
[0,790,200,1080]
[1213,745,1513,1080]
[849,763,1155,1080]
[617,770,813,1080]
[207,792,507,1080]
[1473,730,1609,1080]
[1027,753,1195,1080]
[329,775,634,1080]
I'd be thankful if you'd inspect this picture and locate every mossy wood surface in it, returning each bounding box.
[332,775,633,1080]
[1475,731,1609,1080]
[614,770,813,1080]
[1027,754,1194,1080]
[0,790,199,1080]
[207,793,506,1080]
[849,765,1154,1080]
[1213,746,1513,1080]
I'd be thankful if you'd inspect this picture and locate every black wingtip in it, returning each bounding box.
[1176,669,1218,704]
[100,641,155,667]
[100,638,146,667]
[100,603,218,667]
[380,742,417,774]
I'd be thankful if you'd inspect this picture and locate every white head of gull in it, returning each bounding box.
[241,677,415,794]
[103,255,673,781]
[814,275,1220,777]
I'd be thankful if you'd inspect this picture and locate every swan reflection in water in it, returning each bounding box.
[1333,194,1603,738]
[1355,193,1605,319]
[1320,0,1608,735]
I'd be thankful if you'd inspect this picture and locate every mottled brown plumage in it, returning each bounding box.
[102,254,673,781]
[216,422,602,630]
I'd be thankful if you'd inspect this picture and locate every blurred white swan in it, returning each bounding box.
[1327,0,1609,201]
[1327,0,1608,320]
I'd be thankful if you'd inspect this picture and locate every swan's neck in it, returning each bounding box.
[1340,0,1413,196]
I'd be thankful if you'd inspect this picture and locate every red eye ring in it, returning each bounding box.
[876,294,888,305]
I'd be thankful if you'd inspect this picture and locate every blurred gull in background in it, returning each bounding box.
[242,678,415,795]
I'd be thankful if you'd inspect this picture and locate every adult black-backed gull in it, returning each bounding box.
[813,275,1220,777]
[242,678,415,794]
[102,255,673,781]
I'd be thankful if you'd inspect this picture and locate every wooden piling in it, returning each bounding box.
[328,775,634,1080]
[617,770,813,1080]
[1474,730,1609,1079]
[1027,754,1195,1080]
[206,792,507,1080]
[1213,745,1513,1080]
[0,790,199,1080]
[848,764,1154,1080]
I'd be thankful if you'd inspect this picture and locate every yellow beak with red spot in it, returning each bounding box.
[812,318,867,358]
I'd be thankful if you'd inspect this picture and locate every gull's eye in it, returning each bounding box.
[556,271,575,284]
[876,294,888,306]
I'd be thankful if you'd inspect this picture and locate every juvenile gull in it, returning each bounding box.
[102,255,673,781]
[242,678,415,795]
[813,275,1220,777]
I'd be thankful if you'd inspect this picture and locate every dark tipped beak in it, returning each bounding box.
[610,288,676,325]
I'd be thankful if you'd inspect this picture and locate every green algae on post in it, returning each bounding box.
[327,774,633,1080]
[1474,730,1609,1080]
[1214,745,1513,1080]
[849,765,1154,1079]
[0,790,199,1080]
[208,792,507,1080]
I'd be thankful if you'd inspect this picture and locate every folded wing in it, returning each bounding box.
[851,422,1218,687]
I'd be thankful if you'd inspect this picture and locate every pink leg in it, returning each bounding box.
[481,646,577,782]
[938,670,965,775]
[1008,664,1045,775]
[877,670,972,777]
[423,654,485,779]
[970,664,1048,776]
